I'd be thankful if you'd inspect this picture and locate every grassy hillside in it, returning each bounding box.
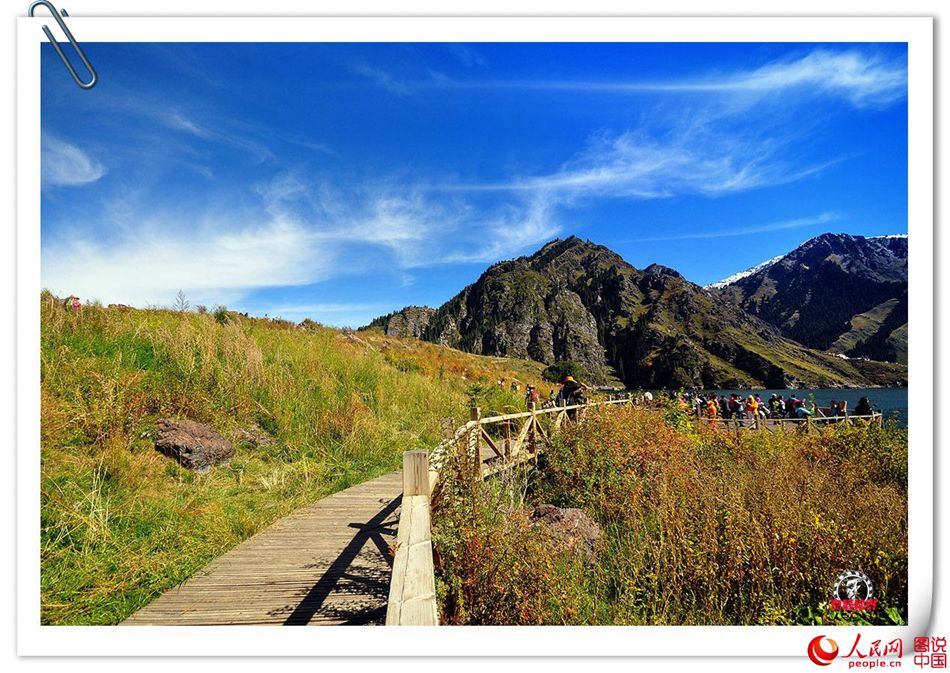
[39,295,546,625]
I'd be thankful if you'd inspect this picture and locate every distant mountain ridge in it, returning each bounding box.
[713,233,908,364]
[365,235,906,389]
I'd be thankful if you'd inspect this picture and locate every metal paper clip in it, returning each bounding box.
[28,0,98,89]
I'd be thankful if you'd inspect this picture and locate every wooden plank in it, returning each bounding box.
[124,472,401,626]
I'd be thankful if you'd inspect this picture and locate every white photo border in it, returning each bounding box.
[16,15,934,657]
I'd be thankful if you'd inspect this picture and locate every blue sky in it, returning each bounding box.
[41,42,908,327]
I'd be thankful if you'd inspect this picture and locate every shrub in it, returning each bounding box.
[534,407,908,625]
[435,405,908,626]
[542,361,586,383]
[433,455,592,624]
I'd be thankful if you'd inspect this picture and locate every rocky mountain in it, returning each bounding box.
[365,306,436,339]
[712,233,908,364]
[366,236,906,390]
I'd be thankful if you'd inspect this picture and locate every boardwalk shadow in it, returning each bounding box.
[282,494,402,626]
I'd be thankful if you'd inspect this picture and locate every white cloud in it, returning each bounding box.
[351,62,411,95]
[622,211,842,244]
[258,174,559,270]
[443,127,833,203]
[41,217,329,308]
[441,49,906,109]
[671,50,907,107]
[42,136,106,187]
[443,195,559,264]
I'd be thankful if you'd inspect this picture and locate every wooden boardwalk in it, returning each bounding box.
[123,472,402,626]
[124,401,617,627]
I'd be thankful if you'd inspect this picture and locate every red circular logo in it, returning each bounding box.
[807,635,839,666]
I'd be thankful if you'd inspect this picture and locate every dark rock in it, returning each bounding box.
[529,504,601,559]
[363,306,436,339]
[154,419,235,473]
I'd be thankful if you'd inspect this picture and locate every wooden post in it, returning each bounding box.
[470,406,482,479]
[403,450,430,497]
[754,414,760,432]
[504,419,512,461]
[806,415,813,433]
[528,401,537,456]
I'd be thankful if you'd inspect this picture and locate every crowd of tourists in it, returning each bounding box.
[682,391,877,422]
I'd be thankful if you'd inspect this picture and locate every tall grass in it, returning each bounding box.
[434,404,908,625]
[39,297,542,624]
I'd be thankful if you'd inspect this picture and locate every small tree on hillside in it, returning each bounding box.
[174,289,190,312]
[542,360,586,383]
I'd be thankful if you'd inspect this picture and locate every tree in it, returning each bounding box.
[542,361,586,383]
[174,289,190,312]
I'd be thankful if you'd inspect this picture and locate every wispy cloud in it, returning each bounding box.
[433,49,907,109]
[350,62,412,95]
[42,136,106,187]
[440,126,836,203]
[157,109,275,163]
[443,195,559,264]
[445,44,487,68]
[620,211,842,243]
[655,49,907,107]
[258,173,560,270]
[41,217,329,308]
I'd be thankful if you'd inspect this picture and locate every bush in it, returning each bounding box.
[433,455,592,624]
[435,405,908,626]
[212,305,229,324]
[542,361,586,383]
[534,407,908,625]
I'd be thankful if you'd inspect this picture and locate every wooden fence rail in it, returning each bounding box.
[697,412,883,433]
[385,396,630,625]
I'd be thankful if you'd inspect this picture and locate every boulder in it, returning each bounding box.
[236,423,276,447]
[528,504,602,559]
[154,419,235,473]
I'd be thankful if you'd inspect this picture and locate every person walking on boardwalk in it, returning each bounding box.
[854,396,873,417]
[560,375,584,403]
[525,385,539,408]
[705,397,718,425]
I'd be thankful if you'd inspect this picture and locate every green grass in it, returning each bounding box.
[39,295,549,624]
[831,298,901,354]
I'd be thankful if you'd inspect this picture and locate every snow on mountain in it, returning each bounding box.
[705,255,785,289]
[705,234,906,290]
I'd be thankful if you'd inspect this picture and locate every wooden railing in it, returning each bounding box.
[385,396,631,625]
[697,411,884,432]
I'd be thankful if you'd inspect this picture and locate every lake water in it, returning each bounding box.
[698,388,908,427]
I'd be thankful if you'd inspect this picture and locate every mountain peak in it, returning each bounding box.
[362,232,906,388]
[643,263,682,278]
